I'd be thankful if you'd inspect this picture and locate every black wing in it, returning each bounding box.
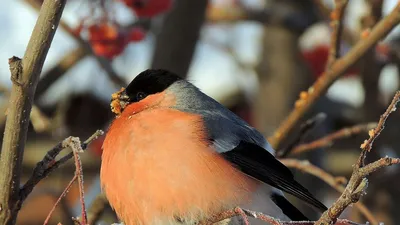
[222,141,327,211]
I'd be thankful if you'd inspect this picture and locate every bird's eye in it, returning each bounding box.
[136,92,147,101]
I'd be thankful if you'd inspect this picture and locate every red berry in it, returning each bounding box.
[92,42,126,59]
[120,0,172,17]
[88,23,119,42]
[88,23,127,59]
[302,45,329,79]
[301,45,359,79]
[127,27,146,42]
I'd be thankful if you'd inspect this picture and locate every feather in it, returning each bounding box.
[222,141,327,212]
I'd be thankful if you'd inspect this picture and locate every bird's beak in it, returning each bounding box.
[110,88,130,115]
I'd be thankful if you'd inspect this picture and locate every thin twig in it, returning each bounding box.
[359,156,400,176]
[69,139,88,225]
[312,0,356,45]
[29,105,52,132]
[87,194,109,225]
[43,175,78,225]
[290,122,377,155]
[19,130,104,207]
[281,159,378,225]
[268,2,400,149]
[0,86,52,132]
[35,47,88,98]
[26,188,74,225]
[359,0,384,125]
[326,0,349,69]
[202,207,367,225]
[314,92,400,225]
[358,92,400,167]
[25,0,126,88]
[43,137,91,225]
[0,82,51,132]
[312,0,331,20]
[0,0,67,224]
[282,159,348,191]
[277,113,326,158]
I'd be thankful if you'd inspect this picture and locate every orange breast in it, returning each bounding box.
[100,100,257,225]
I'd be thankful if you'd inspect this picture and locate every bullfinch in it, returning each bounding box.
[100,69,327,225]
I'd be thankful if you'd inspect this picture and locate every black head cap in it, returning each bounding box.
[123,69,183,103]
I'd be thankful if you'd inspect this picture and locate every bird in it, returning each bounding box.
[100,69,327,225]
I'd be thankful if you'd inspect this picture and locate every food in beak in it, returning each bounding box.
[110,87,128,115]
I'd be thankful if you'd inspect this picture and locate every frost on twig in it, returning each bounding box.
[202,206,368,225]
[19,130,104,208]
[42,133,100,225]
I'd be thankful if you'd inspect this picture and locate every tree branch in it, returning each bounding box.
[19,130,104,205]
[151,0,208,78]
[35,47,88,98]
[281,159,378,224]
[87,194,108,225]
[312,0,356,45]
[0,0,67,224]
[326,0,349,69]
[25,0,126,88]
[43,136,91,225]
[314,91,400,225]
[358,92,400,166]
[43,174,77,225]
[360,0,384,123]
[0,84,52,133]
[268,2,400,149]
[70,138,88,225]
[202,207,366,225]
[290,122,377,155]
[277,113,326,158]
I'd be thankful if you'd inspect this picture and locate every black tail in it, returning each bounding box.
[270,193,309,221]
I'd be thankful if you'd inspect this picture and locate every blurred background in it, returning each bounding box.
[1,0,400,224]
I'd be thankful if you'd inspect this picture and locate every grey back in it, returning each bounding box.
[167,80,274,154]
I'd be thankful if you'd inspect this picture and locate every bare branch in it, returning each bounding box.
[0,0,67,224]
[0,85,52,132]
[201,207,366,225]
[282,159,348,191]
[268,2,400,149]
[35,47,88,98]
[19,130,104,206]
[281,159,378,224]
[314,92,400,225]
[312,0,356,45]
[43,175,77,225]
[151,0,207,77]
[43,136,90,225]
[29,105,52,133]
[359,156,400,176]
[87,194,108,225]
[326,0,349,69]
[24,0,126,88]
[277,113,326,158]
[358,91,400,167]
[70,138,88,225]
[290,122,377,155]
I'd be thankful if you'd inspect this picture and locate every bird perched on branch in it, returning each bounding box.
[100,69,327,225]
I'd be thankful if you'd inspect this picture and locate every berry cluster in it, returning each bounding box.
[75,0,172,59]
